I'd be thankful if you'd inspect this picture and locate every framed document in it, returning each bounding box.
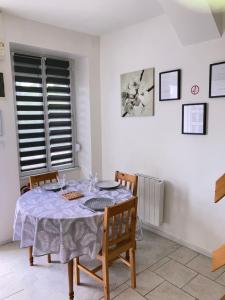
[159,69,181,101]
[0,73,5,97]
[182,103,207,135]
[0,110,2,136]
[209,62,225,98]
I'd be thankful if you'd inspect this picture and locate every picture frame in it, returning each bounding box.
[0,73,5,97]
[0,110,2,136]
[121,68,154,117]
[182,103,207,135]
[159,69,181,101]
[209,61,225,98]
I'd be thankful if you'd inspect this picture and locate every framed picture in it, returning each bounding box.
[159,69,181,101]
[182,103,207,135]
[0,73,5,97]
[121,68,154,117]
[0,110,2,136]
[209,61,225,98]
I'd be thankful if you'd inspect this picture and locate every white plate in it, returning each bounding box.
[42,182,65,192]
[96,180,120,189]
[84,197,114,211]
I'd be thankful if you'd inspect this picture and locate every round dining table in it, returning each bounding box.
[13,179,140,263]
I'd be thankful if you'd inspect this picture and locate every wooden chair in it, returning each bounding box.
[115,171,138,196]
[28,171,59,266]
[212,173,225,300]
[72,196,138,300]
[115,171,138,260]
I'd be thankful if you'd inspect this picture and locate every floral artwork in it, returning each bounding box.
[121,68,154,117]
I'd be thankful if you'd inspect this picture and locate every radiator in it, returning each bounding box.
[137,174,164,226]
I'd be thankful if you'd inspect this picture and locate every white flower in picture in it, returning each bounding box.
[121,68,154,117]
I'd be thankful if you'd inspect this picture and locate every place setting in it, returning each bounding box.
[38,172,128,214]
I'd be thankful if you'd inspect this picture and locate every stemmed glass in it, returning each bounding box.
[57,174,66,193]
[88,173,98,192]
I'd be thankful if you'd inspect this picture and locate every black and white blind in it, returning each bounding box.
[13,53,75,175]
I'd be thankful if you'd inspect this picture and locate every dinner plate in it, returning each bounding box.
[96,180,120,190]
[84,197,115,211]
[42,182,66,192]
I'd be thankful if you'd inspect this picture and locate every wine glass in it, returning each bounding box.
[57,174,66,193]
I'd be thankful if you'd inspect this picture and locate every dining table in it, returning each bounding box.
[13,179,143,264]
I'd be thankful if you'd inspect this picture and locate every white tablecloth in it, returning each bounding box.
[13,180,142,263]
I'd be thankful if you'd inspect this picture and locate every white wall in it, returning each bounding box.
[100,15,225,255]
[0,13,102,243]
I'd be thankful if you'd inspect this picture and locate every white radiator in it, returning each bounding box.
[137,174,164,226]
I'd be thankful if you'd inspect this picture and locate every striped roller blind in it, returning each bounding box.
[13,53,75,175]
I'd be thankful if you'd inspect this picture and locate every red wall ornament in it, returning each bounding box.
[191,85,200,95]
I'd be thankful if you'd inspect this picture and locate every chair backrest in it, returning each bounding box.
[102,196,137,255]
[215,173,225,203]
[29,171,59,189]
[115,171,138,196]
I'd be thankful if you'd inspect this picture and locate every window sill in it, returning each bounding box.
[20,165,80,182]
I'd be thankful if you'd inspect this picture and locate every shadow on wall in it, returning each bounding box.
[163,180,223,253]
[163,181,191,240]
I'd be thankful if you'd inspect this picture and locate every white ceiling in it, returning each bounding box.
[0,0,164,36]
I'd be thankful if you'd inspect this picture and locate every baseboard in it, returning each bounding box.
[0,239,13,246]
[142,223,211,258]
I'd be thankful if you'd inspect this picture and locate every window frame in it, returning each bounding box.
[11,50,78,178]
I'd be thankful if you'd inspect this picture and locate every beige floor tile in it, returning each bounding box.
[168,246,198,265]
[216,271,225,286]
[0,290,27,300]
[136,231,179,273]
[183,274,225,300]
[187,254,225,280]
[146,281,194,300]
[99,283,130,300]
[5,289,65,300]
[110,283,129,300]
[155,260,197,288]
[127,269,164,295]
[0,271,30,300]
[3,231,218,300]
[148,257,171,272]
[113,288,146,300]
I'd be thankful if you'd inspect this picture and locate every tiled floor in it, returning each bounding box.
[1,230,225,300]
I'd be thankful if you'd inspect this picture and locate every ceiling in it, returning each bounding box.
[0,0,164,36]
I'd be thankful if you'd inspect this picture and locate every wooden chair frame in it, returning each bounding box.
[115,171,138,261]
[115,171,138,196]
[28,171,59,266]
[213,173,225,300]
[70,196,137,300]
[29,171,59,189]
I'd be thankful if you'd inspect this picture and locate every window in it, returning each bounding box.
[13,52,76,176]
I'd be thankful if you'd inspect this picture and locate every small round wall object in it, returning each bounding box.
[191,84,200,95]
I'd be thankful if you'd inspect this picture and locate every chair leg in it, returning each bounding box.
[102,258,110,300]
[68,260,74,300]
[74,257,80,285]
[47,254,51,263]
[125,250,129,261]
[129,248,136,289]
[29,246,33,266]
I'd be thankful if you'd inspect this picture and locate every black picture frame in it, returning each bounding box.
[182,103,207,135]
[0,73,5,97]
[159,69,181,101]
[209,61,225,98]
